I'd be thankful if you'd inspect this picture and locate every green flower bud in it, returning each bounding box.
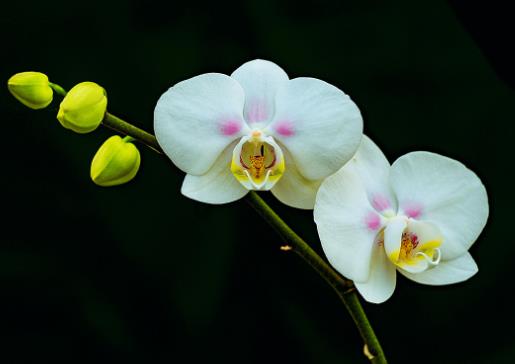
[57,81,107,134]
[90,135,141,187]
[7,72,53,109]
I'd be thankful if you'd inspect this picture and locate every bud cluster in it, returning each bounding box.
[7,71,141,187]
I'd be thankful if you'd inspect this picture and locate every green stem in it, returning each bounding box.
[122,135,136,143]
[246,192,386,364]
[46,82,387,363]
[49,82,67,97]
[103,112,162,154]
[339,290,386,364]
[46,84,162,153]
[245,191,353,291]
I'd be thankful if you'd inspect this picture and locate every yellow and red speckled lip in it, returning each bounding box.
[231,132,285,190]
[386,219,443,274]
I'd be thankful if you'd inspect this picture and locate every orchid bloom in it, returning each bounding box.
[314,136,488,303]
[154,59,363,208]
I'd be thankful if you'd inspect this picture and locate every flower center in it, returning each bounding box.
[231,131,285,190]
[384,218,443,274]
[240,142,274,179]
[399,231,419,261]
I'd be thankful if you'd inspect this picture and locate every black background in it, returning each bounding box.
[1,1,513,363]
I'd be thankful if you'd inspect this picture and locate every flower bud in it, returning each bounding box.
[57,81,107,134]
[7,72,53,109]
[90,135,141,187]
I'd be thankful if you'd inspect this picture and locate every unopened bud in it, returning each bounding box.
[57,81,107,134]
[7,72,53,109]
[90,135,140,187]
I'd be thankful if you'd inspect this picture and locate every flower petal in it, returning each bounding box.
[314,136,399,280]
[181,141,249,204]
[347,136,397,213]
[390,152,489,259]
[314,165,379,283]
[270,148,322,209]
[355,244,397,304]
[384,216,407,263]
[408,219,444,251]
[399,253,478,285]
[231,59,289,125]
[154,73,246,175]
[267,77,363,180]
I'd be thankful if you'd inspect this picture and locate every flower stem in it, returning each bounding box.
[46,82,387,363]
[122,135,136,143]
[245,191,387,364]
[47,84,162,153]
[341,291,386,364]
[49,82,67,97]
[103,112,162,154]
[245,191,354,291]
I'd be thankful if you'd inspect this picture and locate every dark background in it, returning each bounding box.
[1,1,513,363]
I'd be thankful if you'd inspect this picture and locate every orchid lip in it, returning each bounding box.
[383,217,444,274]
[230,132,285,191]
[416,248,441,266]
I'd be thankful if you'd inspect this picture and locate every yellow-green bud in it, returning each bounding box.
[57,81,107,134]
[7,72,53,109]
[90,135,141,187]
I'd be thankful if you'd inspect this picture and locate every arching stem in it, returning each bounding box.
[46,83,387,363]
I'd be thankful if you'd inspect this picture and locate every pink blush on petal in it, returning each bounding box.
[274,121,295,137]
[246,101,268,123]
[365,212,381,231]
[372,195,391,212]
[403,203,423,219]
[220,120,241,136]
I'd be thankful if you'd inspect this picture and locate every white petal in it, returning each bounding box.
[273,135,389,210]
[383,216,407,263]
[267,77,363,180]
[408,219,444,251]
[181,142,248,204]
[399,253,478,285]
[390,152,489,259]
[270,148,322,209]
[231,59,289,125]
[154,73,246,175]
[355,244,397,304]
[314,165,380,283]
[346,135,397,213]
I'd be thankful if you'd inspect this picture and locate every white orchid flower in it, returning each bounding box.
[314,136,489,303]
[154,59,363,208]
